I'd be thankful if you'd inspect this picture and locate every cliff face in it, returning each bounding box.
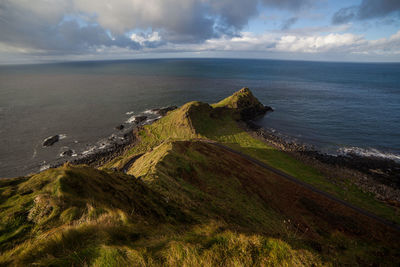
[1,88,399,266]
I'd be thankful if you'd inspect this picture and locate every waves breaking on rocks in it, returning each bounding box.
[35,106,177,173]
[338,147,400,162]
[249,121,400,163]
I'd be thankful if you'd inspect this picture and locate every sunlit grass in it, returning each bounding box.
[109,90,399,225]
[1,89,399,266]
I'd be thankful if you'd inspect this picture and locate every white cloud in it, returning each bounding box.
[184,30,400,57]
[130,32,161,45]
[274,33,366,53]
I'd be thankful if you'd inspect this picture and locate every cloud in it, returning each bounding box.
[273,33,366,53]
[3,29,400,63]
[281,17,298,30]
[73,0,314,43]
[0,0,141,54]
[205,32,366,53]
[332,6,358,24]
[73,0,219,43]
[1,0,399,62]
[332,0,400,24]
[274,30,400,56]
[0,0,316,56]
[165,30,400,58]
[130,32,164,48]
[358,0,400,19]
[262,0,313,10]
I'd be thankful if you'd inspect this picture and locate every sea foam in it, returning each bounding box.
[338,147,400,162]
[39,163,50,172]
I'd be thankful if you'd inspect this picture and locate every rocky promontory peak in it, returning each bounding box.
[213,87,273,120]
[147,88,272,137]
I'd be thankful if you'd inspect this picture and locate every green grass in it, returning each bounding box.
[0,161,328,266]
[1,88,399,266]
[0,164,187,266]
[120,139,399,266]
[128,141,285,232]
[109,89,399,225]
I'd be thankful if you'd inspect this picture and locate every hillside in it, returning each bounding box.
[1,88,399,266]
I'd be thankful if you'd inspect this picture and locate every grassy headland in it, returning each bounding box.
[1,88,399,266]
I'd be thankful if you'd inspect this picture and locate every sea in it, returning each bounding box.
[1,58,399,178]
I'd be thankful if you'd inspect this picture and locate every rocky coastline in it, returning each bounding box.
[46,106,178,171]
[245,120,400,205]
[43,102,399,206]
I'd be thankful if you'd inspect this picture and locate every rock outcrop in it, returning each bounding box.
[134,115,147,123]
[151,106,178,116]
[115,124,124,130]
[213,87,273,120]
[42,135,60,147]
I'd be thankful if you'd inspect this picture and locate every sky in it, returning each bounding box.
[1,0,400,64]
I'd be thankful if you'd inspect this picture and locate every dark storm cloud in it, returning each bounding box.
[332,6,358,24]
[332,0,400,24]
[358,0,400,19]
[281,17,298,30]
[158,2,217,43]
[262,0,313,10]
[0,1,141,54]
[0,0,314,55]
[209,0,311,35]
[208,0,259,35]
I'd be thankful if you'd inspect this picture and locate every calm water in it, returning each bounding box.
[1,58,399,177]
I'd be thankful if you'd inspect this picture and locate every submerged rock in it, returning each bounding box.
[42,135,59,147]
[115,124,124,130]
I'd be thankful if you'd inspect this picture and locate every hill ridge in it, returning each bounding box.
[1,88,399,266]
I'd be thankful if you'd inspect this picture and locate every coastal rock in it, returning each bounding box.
[42,135,59,147]
[60,149,74,157]
[135,115,147,123]
[151,106,178,116]
[115,124,124,130]
[247,122,400,203]
[263,105,274,112]
[235,88,273,120]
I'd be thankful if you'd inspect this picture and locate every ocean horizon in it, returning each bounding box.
[1,58,399,178]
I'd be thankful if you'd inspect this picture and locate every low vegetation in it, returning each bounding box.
[1,88,399,266]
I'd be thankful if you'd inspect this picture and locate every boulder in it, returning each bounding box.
[115,124,124,130]
[134,115,147,123]
[152,106,178,116]
[42,135,59,147]
[60,149,74,157]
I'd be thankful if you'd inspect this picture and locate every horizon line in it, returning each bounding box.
[1,56,400,67]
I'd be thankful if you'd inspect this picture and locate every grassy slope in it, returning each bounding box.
[1,88,399,266]
[128,140,400,265]
[0,164,188,266]
[2,143,398,266]
[0,158,324,266]
[107,88,399,225]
